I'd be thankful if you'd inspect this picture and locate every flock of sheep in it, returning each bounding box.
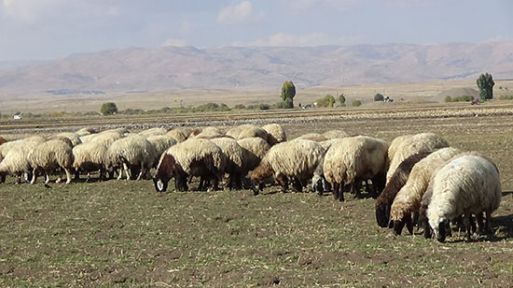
[0,123,502,242]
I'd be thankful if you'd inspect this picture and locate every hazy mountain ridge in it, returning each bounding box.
[0,42,512,97]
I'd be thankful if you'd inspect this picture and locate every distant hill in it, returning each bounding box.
[1,42,512,98]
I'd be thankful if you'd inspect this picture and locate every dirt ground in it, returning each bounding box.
[1,103,513,287]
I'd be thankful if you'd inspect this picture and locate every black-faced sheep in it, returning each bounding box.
[323,136,388,202]
[261,123,286,145]
[107,134,157,181]
[374,151,432,228]
[28,138,74,184]
[386,133,449,183]
[426,154,501,242]
[153,138,226,192]
[389,147,460,235]
[249,139,324,194]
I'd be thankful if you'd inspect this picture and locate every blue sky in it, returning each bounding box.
[0,0,512,61]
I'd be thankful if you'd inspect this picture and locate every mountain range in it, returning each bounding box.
[1,42,512,98]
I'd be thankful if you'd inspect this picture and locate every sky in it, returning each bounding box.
[0,0,512,61]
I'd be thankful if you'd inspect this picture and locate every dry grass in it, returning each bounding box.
[1,103,513,287]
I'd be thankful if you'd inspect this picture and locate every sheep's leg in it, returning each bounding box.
[0,174,5,183]
[116,167,123,180]
[405,215,414,235]
[338,183,345,202]
[485,211,492,235]
[122,163,131,180]
[332,183,339,200]
[463,213,472,242]
[136,164,144,181]
[44,171,51,185]
[30,168,38,184]
[64,168,72,184]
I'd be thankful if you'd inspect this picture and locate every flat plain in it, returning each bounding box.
[1,101,513,287]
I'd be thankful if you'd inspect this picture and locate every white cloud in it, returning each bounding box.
[217,0,254,24]
[285,0,357,13]
[234,32,365,47]
[162,38,188,47]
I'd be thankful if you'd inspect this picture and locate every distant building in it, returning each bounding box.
[13,112,22,120]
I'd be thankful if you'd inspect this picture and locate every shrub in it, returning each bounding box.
[499,95,513,100]
[316,94,336,108]
[445,95,474,102]
[193,103,231,112]
[338,94,346,105]
[100,102,118,115]
[234,104,246,110]
[352,100,362,107]
[259,104,271,110]
[374,93,385,102]
[274,101,289,109]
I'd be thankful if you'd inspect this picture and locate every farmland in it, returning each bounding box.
[1,102,513,287]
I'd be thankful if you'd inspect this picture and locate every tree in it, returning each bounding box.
[338,94,346,106]
[100,102,118,115]
[281,80,296,108]
[316,94,336,108]
[374,93,385,102]
[476,73,495,101]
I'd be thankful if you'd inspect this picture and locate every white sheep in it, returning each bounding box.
[322,129,350,140]
[0,137,45,183]
[210,137,246,189]
[386,133,449,183]
[72,141,110,180]
[166,127,193,143]
[139,127,168,137]
[261,123,287,145]
[249,139,324,194]
[153,138,226,192]
[293,133,327,142]
[389,147,461,235]
[28,138,74,184]
[323,136,388,201]
[192,127,225,139]
[226,124,268,141]
[107,134,157,181]
[146,135,177,166]
[55,132,82,147]
[427,154,501,242]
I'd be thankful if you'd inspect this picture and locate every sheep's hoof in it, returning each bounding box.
[55,178,62,184]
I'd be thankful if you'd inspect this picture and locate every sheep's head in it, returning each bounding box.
[248,160,273,195]
[153,153,177,192]
[375,203,391,228]
[392,215,413,236]
[311,174,324,194]
[434,218,449,243]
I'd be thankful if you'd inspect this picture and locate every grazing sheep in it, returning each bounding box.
[28,138,74,184]
[210,137,246,189]
[0,137,45,183]
[389,147,461,235]
[81,131,124,146]
[237,137,271,186]
[387,134,413,168]
[427,154,501,242]
[249,139,324,194]
[226,124,268,141]
[261,123,286,145]
[107,134,157,181]
[139,127,168,137]
[323,136,388,202]
[72,141,110,180]
[55,132,82,147]
[311,139,345,194]
[146,135,177,166]
[374,151,432,228]
[153,138,226,192]
[75,127,98,137]
[386,133,449,183]
[294,133,327,142]
[322,130,350,140]
[166,128,192,143]
[192,127,225,139]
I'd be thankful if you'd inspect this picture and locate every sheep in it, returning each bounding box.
[81,131,124,146]
[210,137,246,189]
[192,127,225,139]
[237,137,271,188]
[294,133,327,142]
[166,128,192,143]
[153,138,226,192]
[107,134,157,181]
[311,139,345,195]
[27,138,74,184]
[146,135,177,165]
[261,123,286,145]
[226,124,268,141]
[0,137,45,183]
[386,133,449,183]
[426,154,501,242]
[139,127,168,137]
[323,136,388,202]
[72,141,110,180]
[387,134,413,168]
[55,132,82,147]
[389,147,461,235]
[374,151,432,228]
[75,127,97,137]
[249,139,324,194]
[322,129,350,140]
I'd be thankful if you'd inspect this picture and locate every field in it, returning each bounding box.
[1,102,513,287]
